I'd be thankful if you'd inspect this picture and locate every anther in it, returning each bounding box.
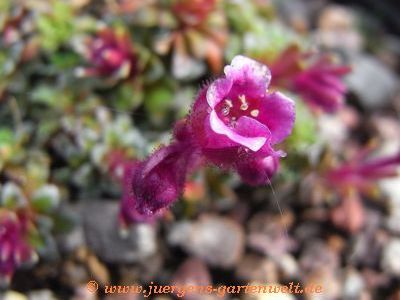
[239,95,248,110]
[224,99,233,107]
[250,109,259,117]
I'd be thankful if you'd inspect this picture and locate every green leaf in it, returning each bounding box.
[28,230,46,250]
[144,84,174,114]
[50,52,80,69]
[31,85,70,109]
[286,98,317,151]
[0,128,13,146]
[32,184,61,213]
[0,182,27,209]
[114,82,143,111]
[37,2,75,51]
[52,210,77,234]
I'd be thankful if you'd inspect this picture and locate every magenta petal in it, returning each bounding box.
[131,142,200,216]
[0,211,33,280]
[209,111,269,151]
[224,55,271,88]
[206,77,233,108]
[257,92,296,144]
[119,162,162,224]
[292,58,350,113]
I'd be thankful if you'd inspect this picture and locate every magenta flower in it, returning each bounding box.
[122,56,295,221]
[292,57,350,113]
[105,150,162,224]
[190,55,295,171]
[326,151,400,193]
[131,142,200,216]
[0,210,35,284]
[119,161,165,224]
[78,28,137,79]
[269,45,351,113]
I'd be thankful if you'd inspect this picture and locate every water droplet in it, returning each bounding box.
[222,107,230,116]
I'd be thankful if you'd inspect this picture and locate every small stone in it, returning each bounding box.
[61,261,89,287]
[299,240,339,274]
[171,258,215,300]
[274,0,310,33]
[361,269,390,290]
[27,290,56,300]
[318,114,349,154]
[314,5,363,54]
[381,238,400,276]
[72,284,98,300]
[318,5,356,31]
[236,255,278,283]
[342,269,365,299]
[346,54,399,110]
[371,116,400,154]
[119,253,163,283]
[276,254,299,279]
[330,193,365,234]
[305,270,341,300]
[247,213,296,258]
[168,215,244,267]
[83,201,157,263]
[2,291,27,300]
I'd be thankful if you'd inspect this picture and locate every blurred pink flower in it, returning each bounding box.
[330,191,365,234]
[79,28,137,79]
[270,45,351,113]
[131,142,199,216]
[326,151,400,193]
[0,209,35,284]
[119,161,166,225]
[292,57,350,113]
[105,150,163,224]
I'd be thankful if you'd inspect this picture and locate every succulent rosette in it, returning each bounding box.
[190,55,295,180]
[78,28,137,80]
[154,0,227,78]
[172,0,217,26]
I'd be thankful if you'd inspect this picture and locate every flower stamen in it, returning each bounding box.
[250,109,259,117]
[239,94,248,110]
[225,99,233,108]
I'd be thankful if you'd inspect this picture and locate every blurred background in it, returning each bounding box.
[0,0,400,299]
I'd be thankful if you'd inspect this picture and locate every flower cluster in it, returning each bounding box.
[77,28,137,80]
[269,45,351,113]
[0,210,36,285]
[326,150,400,194]
[323,148,400,233]
[122,56,295,220]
